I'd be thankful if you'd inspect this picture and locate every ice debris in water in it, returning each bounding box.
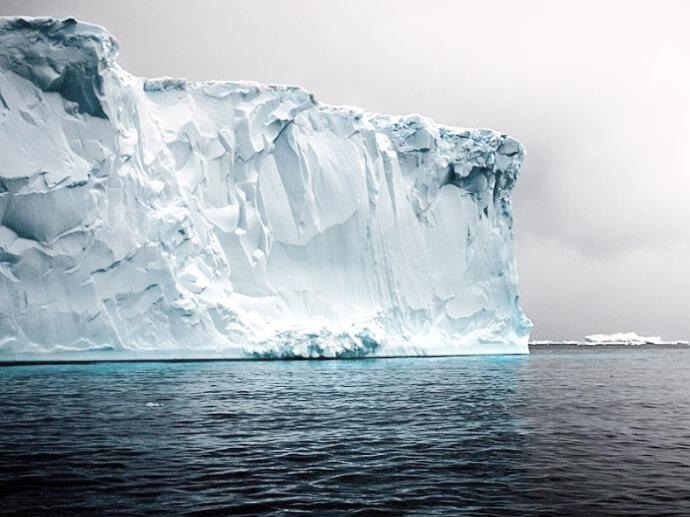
[0,17,531,360]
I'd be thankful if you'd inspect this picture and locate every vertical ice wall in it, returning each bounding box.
[0,17,531,360]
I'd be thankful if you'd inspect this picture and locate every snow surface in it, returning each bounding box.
[0,17,531,360]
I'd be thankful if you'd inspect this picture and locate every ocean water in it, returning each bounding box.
[1,347,690,515]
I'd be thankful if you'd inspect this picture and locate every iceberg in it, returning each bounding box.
[0,17,531,361]
[531,335,689,347]
[585,332,664,345]
[584,333,663,345]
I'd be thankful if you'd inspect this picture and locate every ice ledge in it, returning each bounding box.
[0,340,530,364]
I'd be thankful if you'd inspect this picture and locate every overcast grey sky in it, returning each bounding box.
[2,0,688,340]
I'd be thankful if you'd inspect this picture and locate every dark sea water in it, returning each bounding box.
[1,347,690,515]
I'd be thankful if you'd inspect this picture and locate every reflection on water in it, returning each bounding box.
[1,348,689,514]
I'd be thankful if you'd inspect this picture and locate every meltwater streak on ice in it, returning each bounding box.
[0,17,531,360]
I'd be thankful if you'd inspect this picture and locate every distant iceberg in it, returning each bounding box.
[530,334,688,347]
[582,333,689,346]
[584,333,662,345]
[0,17,531,360]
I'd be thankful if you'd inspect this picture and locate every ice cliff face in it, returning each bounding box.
[0,17,531,360]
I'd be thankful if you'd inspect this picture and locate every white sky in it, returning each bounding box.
[2,0,688,340]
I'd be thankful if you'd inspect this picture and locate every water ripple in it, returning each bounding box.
[1,348,690,514]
